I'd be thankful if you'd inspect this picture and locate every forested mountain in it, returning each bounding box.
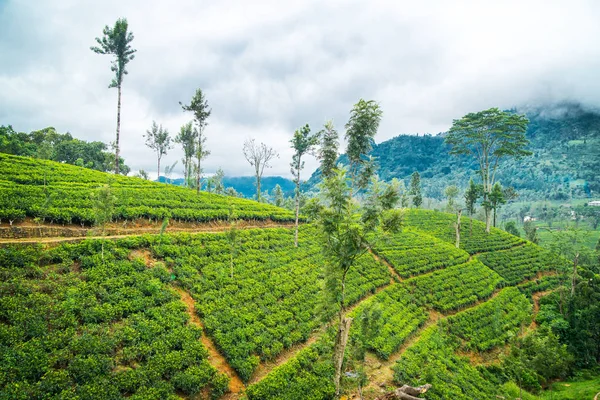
[159,175,296,198]
[306,102,600,202]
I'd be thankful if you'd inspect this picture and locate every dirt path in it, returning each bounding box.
[360,310,443,397]
[0,222,295,246]
[369,249,403,283]
[174,287,246,399]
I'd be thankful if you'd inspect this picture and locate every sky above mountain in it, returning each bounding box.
[2,0,600,178]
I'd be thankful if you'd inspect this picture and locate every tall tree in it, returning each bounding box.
[91,18,136,175]
[180,89,211,193]
[345,99,382,190]
[318,120,339,180]
[175,122,196,187]
[144,121,172,179]
[290,124,319,247]
[409,171,422,208]
[445,108,530,233]
[309,169,402,396]
[242,139,278,202]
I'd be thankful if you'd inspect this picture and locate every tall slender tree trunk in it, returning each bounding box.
[485,209,492,233]
[294,172,300,247]
[571,253,579,297]
[455,209,462,249]
[256,165,261,202]
[334,269,352,397]
[157,157,161,181]
[115,85,122,175]
[196,157,201,193]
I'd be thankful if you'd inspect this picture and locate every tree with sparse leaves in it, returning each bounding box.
[272,184,284,207]
[175,122,196,187]
[445,108,530,233]
[91,18,136,175]
[180,89,211,192]
[290,124,319,247]
[144,121,172,179]
[444,185,459,211]
[243,139,279,202]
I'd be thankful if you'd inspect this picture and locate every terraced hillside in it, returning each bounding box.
[0,154,296,227]
[0,160,569,399]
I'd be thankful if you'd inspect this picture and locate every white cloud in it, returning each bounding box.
[2,0,600,178]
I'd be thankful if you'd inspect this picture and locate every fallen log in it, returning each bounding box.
[375,384,432,400]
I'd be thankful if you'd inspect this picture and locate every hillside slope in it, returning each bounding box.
[0,154,296,226]
[306,102,600,201]
[0,207,569,399]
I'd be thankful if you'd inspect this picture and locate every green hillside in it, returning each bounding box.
[306,102,600,202]
[1,204,577,399]
[0,154,296,225]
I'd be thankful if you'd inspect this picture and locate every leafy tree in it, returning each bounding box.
[504,221,520,237]
[488,182,506,227]
[213,168,225,195]
[175,122,196,188]
[135,169,149,180]
[345,99,382,190]
[290,124,319,247]
[318,120,339,180]
[242,139,279,202]
[144,121,172,179]
[91,18,136,175]
[409,171,422,208]
[523,221,539,244]
[272,184,284,207]
[444,185,459,211]
[180,89,211,193]
[309,168,402,396]
[576,205,600,230]
[163,161,178,184]
[445,108,530,233]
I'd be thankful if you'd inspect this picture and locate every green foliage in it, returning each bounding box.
[409,171,422,208]
[344,99,382,189]
[406,260,504,312]
[0,153,296,225]
[372,230,469,278]
[502,326,573,393]
[504,221,520,237]
[155,227,390,381]
[90,18,136,89]
[0,241,227,399]
[349,285,427,359]
[442,287,531,351]
[0,125,129,173]
[317,120,339,180]
[478,243,569,285]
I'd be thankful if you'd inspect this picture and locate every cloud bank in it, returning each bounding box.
[2,0,600,178]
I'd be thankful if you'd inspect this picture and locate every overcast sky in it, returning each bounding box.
[2,0,600,178]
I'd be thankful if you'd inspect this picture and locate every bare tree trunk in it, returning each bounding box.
[294,174,300,247]
[196,156,201,194]
[375,384,432,400]
[571,252,579,297]
[485,207,492,233]
[157,157,161,181]
[455,209,462,249]
[115,85,122,175]
[334,269,352,397]
[256,169,261,202]
[334,314,352,397]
